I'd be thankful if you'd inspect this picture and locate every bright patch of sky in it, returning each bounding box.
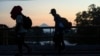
[0,0,100,27]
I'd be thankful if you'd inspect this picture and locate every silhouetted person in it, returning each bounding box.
[10,6,31,56]
[50,8,65,53]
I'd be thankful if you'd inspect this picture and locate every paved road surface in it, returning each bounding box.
[0,44,100,56]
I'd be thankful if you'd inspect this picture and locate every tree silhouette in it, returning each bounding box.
[75,4,100,26]
[74,4,100,44]
[88,4,100,25]
[75,4,100,34]
[75,11,89,26]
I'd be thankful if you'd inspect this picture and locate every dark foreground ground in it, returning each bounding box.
[0,43,100,56]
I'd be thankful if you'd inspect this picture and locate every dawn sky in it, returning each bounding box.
[0,0,100,28]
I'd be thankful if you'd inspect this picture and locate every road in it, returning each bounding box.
[0,44,100,56]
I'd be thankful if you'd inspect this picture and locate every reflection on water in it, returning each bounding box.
[25,40,77,46]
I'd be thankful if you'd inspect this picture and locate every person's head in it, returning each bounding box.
[10,5,23,20]
[50,8,56,16]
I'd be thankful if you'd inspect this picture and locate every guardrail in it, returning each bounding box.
[0,26,100,45]
[0,27,55,45]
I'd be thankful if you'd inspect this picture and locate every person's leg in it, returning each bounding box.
[23,42,31,54]
[21,33,31,54]
[18,42,23,54]
[53,33,61,50]
[57,35,62,51]
[53,31,57,48]
[60,32,65,50]
[17,33,25,54]
[18,36,24,54]
[15,33,23,56]
[15,37,23,56]
[61,40,65,50]
[57,31,65,52]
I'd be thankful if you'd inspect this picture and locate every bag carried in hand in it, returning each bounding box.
[23,15,32,29]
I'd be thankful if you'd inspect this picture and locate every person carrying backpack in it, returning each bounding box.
[60,17,72,33]
[10,5,32,56]
[50,8,65,53]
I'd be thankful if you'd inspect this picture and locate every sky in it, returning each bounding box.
[0,0,100,28]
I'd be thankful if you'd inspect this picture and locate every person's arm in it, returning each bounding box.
[16,15,23,28]
[16,15,23,24]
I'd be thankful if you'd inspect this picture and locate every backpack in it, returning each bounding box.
[23,16,32,29]
[60,18,72,30]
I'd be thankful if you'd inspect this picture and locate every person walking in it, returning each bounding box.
[10,5,31,56]
[50,8,65,53]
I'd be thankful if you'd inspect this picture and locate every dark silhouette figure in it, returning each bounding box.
[50,8,65,53]
[10,6,31,56]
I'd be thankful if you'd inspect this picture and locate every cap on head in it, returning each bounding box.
[50,8,56,14]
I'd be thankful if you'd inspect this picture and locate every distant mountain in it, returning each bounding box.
[40,23,49,27]
[40,23,54,33]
